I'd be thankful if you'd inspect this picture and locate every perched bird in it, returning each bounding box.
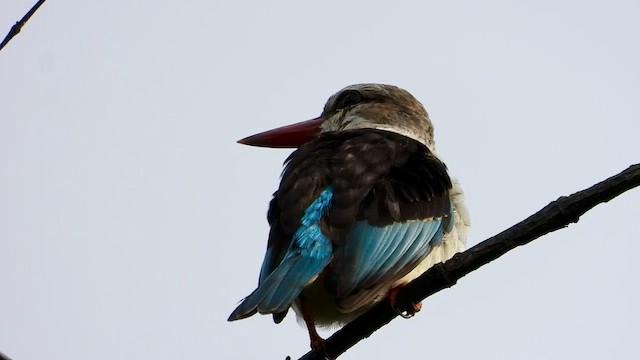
[228,84,470,351]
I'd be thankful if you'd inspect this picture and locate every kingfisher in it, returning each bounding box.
[228,83,470,351]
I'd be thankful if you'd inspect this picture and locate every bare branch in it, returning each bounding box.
[298,163,640,360]
[0,0,47,53]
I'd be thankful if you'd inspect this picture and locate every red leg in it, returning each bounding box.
[387,286,422,318]
[298,296,326,352]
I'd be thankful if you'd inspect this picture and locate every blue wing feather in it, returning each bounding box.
[359,222,432,287]
[258,247,274,284]
[228,188,334,321]
[373,223,419,273]
[342,223,408,294]
[333,212,450,298]
[369,221,440,284]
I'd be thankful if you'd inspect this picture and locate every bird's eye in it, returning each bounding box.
[336,90,363,110]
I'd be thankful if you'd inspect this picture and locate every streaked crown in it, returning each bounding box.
[319,84,436,150]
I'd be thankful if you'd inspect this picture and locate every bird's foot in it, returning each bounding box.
[310,333,326,353]
[308,330,333,359]
[299,295,332,359]
[387,286,422,319]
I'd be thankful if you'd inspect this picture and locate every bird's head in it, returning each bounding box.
[238,83,436,150]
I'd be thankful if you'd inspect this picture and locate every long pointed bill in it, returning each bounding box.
[237,117,324,148]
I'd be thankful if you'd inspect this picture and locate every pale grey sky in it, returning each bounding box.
[1,1,639,359]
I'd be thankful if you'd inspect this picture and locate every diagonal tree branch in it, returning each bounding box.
[298,163,640,360]
[0,0,47,53]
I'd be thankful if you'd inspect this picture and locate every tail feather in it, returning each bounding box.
[228,251,331,321]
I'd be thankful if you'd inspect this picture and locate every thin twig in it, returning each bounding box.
[298,163,640,360]
[0,0,48,53]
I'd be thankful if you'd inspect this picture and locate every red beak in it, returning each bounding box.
[237,117,324,148]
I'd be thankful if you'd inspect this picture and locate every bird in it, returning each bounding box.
[228,83,470,352]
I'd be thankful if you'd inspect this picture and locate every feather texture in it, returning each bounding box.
[229,129,455,324]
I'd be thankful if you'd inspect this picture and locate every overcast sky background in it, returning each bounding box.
[1,1,639,359]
